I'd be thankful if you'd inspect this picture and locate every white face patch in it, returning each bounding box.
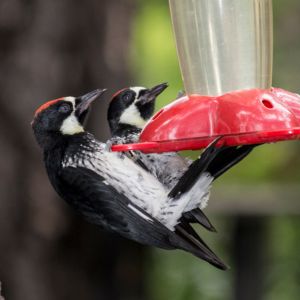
[59,97,84,135]
[60,114,84,135]
[119,87,147,129]
[64,96,76,102]
[119,103,147,129]
[130,86,145,95]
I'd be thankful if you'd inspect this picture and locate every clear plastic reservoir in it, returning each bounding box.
[169,0,273,96]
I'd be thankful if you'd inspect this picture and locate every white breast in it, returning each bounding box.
[63,140,213,230]
[64,147,168,217]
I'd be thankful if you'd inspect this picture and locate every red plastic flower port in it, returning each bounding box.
[112,88,300,153]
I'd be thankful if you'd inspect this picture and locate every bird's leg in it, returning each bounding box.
[104,139,125,158]
[126,151,150,172]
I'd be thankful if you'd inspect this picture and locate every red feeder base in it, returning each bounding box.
[112,88,300,153]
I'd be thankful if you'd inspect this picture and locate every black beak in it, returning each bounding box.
[138,82,168,105]
[76,89,106,116]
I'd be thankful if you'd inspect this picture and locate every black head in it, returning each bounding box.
[32,89,106,150]
[107,83,168,135]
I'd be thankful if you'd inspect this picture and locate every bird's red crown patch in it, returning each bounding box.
[34,98,64,117]
[111,88,127,101]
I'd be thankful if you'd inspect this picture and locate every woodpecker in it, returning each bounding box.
[32,89,232,270]
[108,83,192,189]
[108,84,255,232]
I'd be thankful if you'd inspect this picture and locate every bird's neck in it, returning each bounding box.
[112,124,142,137]
[43,132,89,167]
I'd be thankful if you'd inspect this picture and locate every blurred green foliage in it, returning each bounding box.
[130,1,300,300]
[130,0,182,108]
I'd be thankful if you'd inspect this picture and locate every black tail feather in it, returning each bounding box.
[179,218,204,239]
[207,145,256,180]
[168,138,256,200]
[182,208,217,232]
[174,224,228,270]
[168,139,256,269]
[168,137,223,199]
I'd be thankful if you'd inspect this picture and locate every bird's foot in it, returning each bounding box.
[104,140,113,152]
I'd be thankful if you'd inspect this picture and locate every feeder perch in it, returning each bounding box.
[112,0,300,153]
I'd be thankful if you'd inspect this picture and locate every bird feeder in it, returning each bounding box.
[112,0,300,153]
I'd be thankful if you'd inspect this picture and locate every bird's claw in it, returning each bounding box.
[104,140,113,152]
[176,90,186,99]
[105,139,126,159]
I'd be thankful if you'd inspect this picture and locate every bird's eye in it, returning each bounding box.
[122,93,132,103]
[59,103,72,113]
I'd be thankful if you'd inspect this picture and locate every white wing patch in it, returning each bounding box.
[63,137,213,231]
[159,172,213,228]
[128,204,153,222]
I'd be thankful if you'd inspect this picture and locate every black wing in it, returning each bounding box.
[59,166,227,269]
[170,139,255,233]
[59,166,174,249]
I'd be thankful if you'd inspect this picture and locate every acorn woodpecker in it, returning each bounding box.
[32,89,231,269]
[108,83,192,189]
[107,84,255,232]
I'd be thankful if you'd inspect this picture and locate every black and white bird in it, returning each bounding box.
[32,89,232,269]
[107,84,255,231]
[108,83,192,189]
